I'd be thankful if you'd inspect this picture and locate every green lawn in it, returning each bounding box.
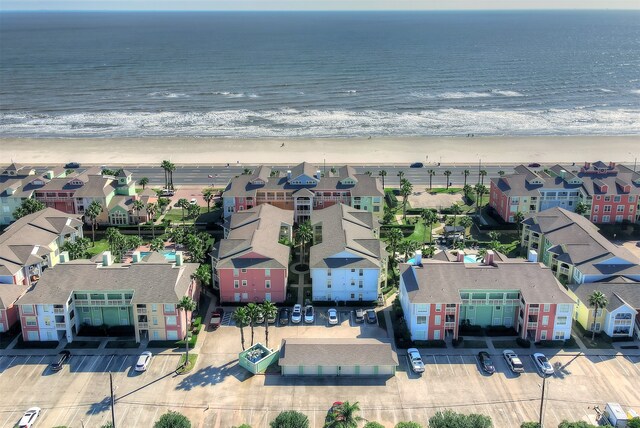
[87,239,109,257]
[176,353,198,374]
[105,340,140,349]
[404,221,433,244]
[426,187,462,194]
[462,339,488,349]
[491,339,521,349]
[65,340,101,349]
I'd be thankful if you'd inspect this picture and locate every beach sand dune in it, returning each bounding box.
[1,136,638,165]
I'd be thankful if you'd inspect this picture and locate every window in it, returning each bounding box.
[82,307,90,313]
[265,280,271,289]
[350,293,355,299]
[351,280,355,286]
[617,205,625,212]
[22,306,34,315]
[164,304,175,313]
[241,268,247,273]
[602,215,610,223]
[435,315,441,325]
[596,195,601,200]
[242,280,247,287]
[543,304,550,312]
[26,317,37,326]
[593,215,598,222]
[556,316,568,326]
[435,304,442,311]
[358,280,363,288]
[265,269,270,277]
[351,269,355,273]
[152,317,158,326]
[417,316,427,325]
[233,269,239,277]
[593,205,599,213]
[166,316,177,325]
[327,281,331,289]
[542,316,549,326]
[167,330,178,340]
[540,331,547,340]
[554,331,565,340]
[151,304,157,312]
[604,195,611,202]
[629,195,636,202]
[615,215,623,223]
[604,205,612,213]
[234,280,239,289]
[614,195,621,202]
[327,269,331,277]
[359,269,363,276]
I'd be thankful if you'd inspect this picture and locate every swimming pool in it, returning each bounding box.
[464,255,479,263]
[141,250,176,262]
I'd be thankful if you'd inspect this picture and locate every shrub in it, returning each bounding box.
[429,410,492,428]
[364,423,385,428]
[396,422,423,428]
[233,425,252,428]
[154,411,191,428]
[269,410,310,428]
[459,323,484,336]
[520,423,540,428]
[452,337,464,347]
[412,340,447,348]
[485,325,517,337]
[516,337,531,348]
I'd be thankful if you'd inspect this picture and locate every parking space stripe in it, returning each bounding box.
[624,356,640,376]
[432,356,439,374]
[12,356,30,378]
[26,356,46,378]
[460,355,470,376]
[598,356,618,377]
[445,356,455,375]
[612,356,630,376]
[103,355,115,372]
[0,411,16,428]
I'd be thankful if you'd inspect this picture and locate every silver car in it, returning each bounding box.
[327,308,339,325]
[135,351,152,372]
[533,352,554,376]
[291,304,302,324]
[407,348,425,374]
[304,305,315,324]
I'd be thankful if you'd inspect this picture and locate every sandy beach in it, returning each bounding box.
[1,136,638,165]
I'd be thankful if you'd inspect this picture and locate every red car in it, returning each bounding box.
[326,402,345,422]
[209,307,224,330]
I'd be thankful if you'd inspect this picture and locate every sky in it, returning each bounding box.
[2,0,639,11]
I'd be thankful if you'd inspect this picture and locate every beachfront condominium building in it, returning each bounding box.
[211,204,293,303]
[222,163,384,223]
[309,203,387,302]
[490,161,640,224]
[567,277,640,340]
[0,163,68,225]
[16,251,200,343]
[398,250,575,342]
[34,167,156,226]
[0,208,84,286]
[521,207,640,285]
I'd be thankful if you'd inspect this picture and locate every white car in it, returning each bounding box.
[304,305,315,324]
[533,352,554,375]
[18,407,41,428]
[291,304,302,324]
[190,198,197,205]
[407,348,425,374]
[327,308,339,325]
[135,351,153,372]
[503,349,525,373]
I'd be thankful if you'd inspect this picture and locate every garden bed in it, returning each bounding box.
[65,340,101,349]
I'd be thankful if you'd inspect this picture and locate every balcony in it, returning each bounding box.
[137,307,147,315]
[527,322,538,329]
[55,322,66,329]
[529,307,539,315]
[444,322,456,329]
[74,299,131,307]
[559,267,570,275]
[54,307,65,314]
[445,307,456,315]
[138,322,149,329]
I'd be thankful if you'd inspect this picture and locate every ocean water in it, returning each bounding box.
[0,11,639,138]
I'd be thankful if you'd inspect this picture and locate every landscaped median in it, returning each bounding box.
[176,353,198,374]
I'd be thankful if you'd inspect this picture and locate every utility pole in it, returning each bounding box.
[110,371,116,428]
[538,375,547,428]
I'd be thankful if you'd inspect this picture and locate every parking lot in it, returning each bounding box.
[0,318,639,427]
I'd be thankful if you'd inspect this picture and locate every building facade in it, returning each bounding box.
[309,204,387,302]
[16,251,200,343]
[222,163,384,223]
[398,251,574,342]
[211,204,293,303]
[490,161,640,224]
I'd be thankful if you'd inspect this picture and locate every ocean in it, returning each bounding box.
[0,11,639,138]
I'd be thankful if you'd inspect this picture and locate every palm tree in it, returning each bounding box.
[202,188,214,212]
[176,296,196,366]
[423,244,436,258]
[86,200,103,245]
[513,211,525,235]
[421,209,438,244]
[479,169,487,185]
[443,170,452,189]
[324,401,363,428]
[474,184,487,213]
[364,171,372,176]
[498,170,505,176]
[575,202,589,216]
[245,303,261,347]
[295,221,313,265]
[160,160,171,190]
[150,237,164,252]
[488,231,500,245]
[167,161,176,190]
[378,170,387,189]
[427,169,436,190]
[477,248,487,263]
[458,216,473,243]
[386,228,403,266]
[397,170,405,181]
[132,200,145,238]
[588,291,608,341]
[138,177,149,189]
[177,198,189,222]
[462,169,470,187]
[261,301,278,348]
[450,204,462,224]
[397,240,409,263]
[231,307,249,350]
[400,178,413,221]
[146,203,158,238]
[462,184,472,199]
[192,264,211,287]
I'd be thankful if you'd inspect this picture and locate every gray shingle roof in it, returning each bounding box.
[310,204,385,269]
[278,338,398,367]
[0,283,29,309]
[569,278,640,310]
[400,260,574,304]
[16,258,197,305]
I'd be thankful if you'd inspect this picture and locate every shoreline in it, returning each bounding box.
[1,135,638,165]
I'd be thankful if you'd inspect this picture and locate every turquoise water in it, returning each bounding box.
[141,251,176,262]
[464,255,479,263]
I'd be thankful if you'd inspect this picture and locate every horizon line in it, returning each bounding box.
[2,8,640,12]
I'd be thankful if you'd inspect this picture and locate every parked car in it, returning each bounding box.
[135,351,153,372]
[291,304,302,324]
[50,350,71,372]
[209,308,224,330]
[410,162,424,168]
[354,308,365,323]
[267,310,277,324]
[477,351,495,374]
[190,198,197,205]
[528,162,541,168]
[327,308,339,325]
[407,348,425,374]
[64,162,80,169]
[366,309,377,324]
[255,309,265,324]
[533,352,554,375]
[160,189,174,197]
[503,349,525,373]
[279,308,290,325]
[18,407,41,428]
[304,305,315,324]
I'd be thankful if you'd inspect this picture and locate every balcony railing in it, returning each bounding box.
[529,307,539,315]
[137,308,147,314]
[445,308,456,314]
[53,308,65,314]
[138,322,149,329]
[55,322,66,329]
[527,322,538,329]
[559,267,570,275]
[444,322,456,329]
[75,299,131,307]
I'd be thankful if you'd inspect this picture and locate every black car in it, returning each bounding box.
[365,309,377,324]
[279,308,290,325]
[410,162,424,168]
[528,163,541,168]
[64,162,80,169]
[51,350,71,372]
[478,351,495,374]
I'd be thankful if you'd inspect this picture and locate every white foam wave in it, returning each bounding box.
[147,92,189,98]
[412,90,523,99]
[631,89,640,95]
[490,90,523,97]
[599,88,614,93]
[343,90,357,94]
[1,108,639,138]
[212,91,260,98]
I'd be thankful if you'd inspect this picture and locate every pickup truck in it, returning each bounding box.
[503,349,525,373]
[209,308,224,330]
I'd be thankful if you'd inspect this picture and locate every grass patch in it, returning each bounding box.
[14,336,58,349]
[87,239,110,257]
[536,337,580,350]
[148,325,201,349]
[377,311,387,329]
[427,187,462,194]
[105,340,140,349]
[404,222,432,244]
[65,340,101,349]
[491,339,521,349]
[176,353,198,374]
[462,339,488,349]
[572,325,614,349]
